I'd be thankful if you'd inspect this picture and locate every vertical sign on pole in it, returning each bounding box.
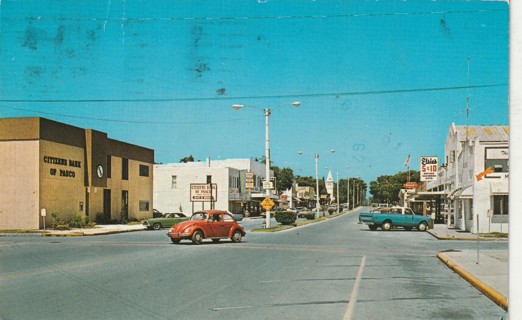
[41,208,47,230]
[420,156,438,182]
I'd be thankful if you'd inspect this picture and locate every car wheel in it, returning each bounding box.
[368,225,378,231]
[192,230,203,245]
[152,222,161,230]
[231,230,242,243]
[417,222,428,231]
[382,221,392,231]
[171,238,180,244]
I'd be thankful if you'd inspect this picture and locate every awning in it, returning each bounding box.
[447,185,472,200]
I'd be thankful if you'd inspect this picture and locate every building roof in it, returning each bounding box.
[451,123,509,142]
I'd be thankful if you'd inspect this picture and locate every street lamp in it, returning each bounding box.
[346,166,350,211]
[329,149,340,214]
[315,153,320,218]
[232,101,300,228]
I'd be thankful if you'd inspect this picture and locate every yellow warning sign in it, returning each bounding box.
[260,196,275,211]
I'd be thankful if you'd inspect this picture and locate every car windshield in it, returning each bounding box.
[190,212,207,220]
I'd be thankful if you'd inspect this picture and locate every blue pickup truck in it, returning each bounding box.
[359,206,430,231]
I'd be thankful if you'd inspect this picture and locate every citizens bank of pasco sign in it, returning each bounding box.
[44,155,81,178]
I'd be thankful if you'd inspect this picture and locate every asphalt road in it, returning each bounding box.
[0,208,508,320]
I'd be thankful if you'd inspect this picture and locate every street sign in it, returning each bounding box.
[263,181,274,190]
[260,196,275,210]
[403,182,419,189]
[190,183,218,202]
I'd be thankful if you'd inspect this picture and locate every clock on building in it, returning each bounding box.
[97,165,104,178]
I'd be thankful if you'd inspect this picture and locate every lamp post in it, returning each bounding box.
[346,166,350,211]
[233,101,300,228]
[315,153,320,218]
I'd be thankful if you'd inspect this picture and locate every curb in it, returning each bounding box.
[41,228,146,237]
[437,251,508,311]
[427,230,488,241]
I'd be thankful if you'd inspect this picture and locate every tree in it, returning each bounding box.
[272,167,294,191]
[179,155,194,163]
[369,170,420,204]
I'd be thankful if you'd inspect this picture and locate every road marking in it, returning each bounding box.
[343,255,366,320]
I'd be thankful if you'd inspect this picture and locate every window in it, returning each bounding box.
[107,156,112,178]
[139,200,150,211]
[122,158,129,180]
[492,195,509,216]
[139,164,149,177]
[485,147,509,173]
[171,175,177,189]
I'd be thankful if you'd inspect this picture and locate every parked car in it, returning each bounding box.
[143,212,188,230]
[167,210,246,244]
[359,206,430,231]
[153,209,163,218]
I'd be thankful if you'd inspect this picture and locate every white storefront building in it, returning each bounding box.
[154,158,271,216]
[427,123,509,234]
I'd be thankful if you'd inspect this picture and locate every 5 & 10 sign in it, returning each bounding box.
[420,156,438,182]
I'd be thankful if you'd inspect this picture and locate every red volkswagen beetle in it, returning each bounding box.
[167,210,246,244]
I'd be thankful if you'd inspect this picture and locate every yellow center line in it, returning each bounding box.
[343,256,366,320]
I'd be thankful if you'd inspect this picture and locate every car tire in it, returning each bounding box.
[152,222,162,230]
[192,230,203,245]
[382,221,392,231]
[368,225,378,231]
[171,238,180,244]
[231,230,242,243]
[417,222,428,231]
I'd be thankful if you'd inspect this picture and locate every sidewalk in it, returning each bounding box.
[40,224,146,237]
[429,224,508,311]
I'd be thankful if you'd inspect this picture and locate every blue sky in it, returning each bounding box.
[0,0,509,183]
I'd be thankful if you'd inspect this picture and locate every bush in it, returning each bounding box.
[65,212,85,228]
[305,212,316,220]
[275,211,297,225]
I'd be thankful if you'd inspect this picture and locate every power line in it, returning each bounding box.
[0,106,257,125]
[0,83,507,104]
[3,9,505,22]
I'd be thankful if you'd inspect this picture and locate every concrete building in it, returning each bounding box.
[0,117,154,229]
[154,158,271,216]
[427,123,509,233]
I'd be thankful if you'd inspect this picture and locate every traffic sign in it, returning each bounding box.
[260,196,275,210]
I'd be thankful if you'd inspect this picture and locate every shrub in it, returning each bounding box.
[65,212,85,228]
[305,212,316,220]
[51,212,62,228]
[275,211,297,225]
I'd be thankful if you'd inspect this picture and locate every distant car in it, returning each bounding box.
[167,210,246,244]
[153,209,163,218]
[144,213,188,230]
[297,207,311,218]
